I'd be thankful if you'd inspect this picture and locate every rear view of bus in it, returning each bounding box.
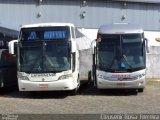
[93,23,147,92]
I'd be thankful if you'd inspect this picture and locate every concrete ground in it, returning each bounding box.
[0,80,159,119]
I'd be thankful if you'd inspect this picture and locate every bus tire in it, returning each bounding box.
[70,78,79,96]
[99,89,106,93]
[138,88,144,92]
[77,77,80,89]
[88,71,93,85]
[70,88,78,96]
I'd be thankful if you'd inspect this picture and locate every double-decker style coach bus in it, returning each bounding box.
[9,23,92,94]
[92,23,148,92]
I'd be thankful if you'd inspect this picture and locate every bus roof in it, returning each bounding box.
[21,23,74,28]
[98,23,143,34]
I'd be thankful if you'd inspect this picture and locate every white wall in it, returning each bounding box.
[144,31,160,78]
[144,31,160,46]
[78,28,98,41]
[146,46,160,78]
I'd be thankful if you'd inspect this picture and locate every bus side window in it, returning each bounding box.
[72,53,76,72]
[71,27,75,38]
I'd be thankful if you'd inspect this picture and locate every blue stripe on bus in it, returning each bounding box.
[0,64,16,68]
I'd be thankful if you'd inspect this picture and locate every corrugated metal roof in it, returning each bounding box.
[115,0,160,4]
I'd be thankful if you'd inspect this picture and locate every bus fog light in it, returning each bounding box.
[138,81,144,86]
[58,74,73,80]
[138,73,145,79]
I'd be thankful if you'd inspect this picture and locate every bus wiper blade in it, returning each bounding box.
[122,54,133,69]
[50,70,63,73]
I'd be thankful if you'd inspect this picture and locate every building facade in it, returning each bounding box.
[0,0,160,31]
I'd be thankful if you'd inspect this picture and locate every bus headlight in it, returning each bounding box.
[138,73,145,79]
[58,74,73,80]
[19,76,29,81]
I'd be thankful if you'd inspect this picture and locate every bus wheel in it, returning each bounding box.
[138,88,144,92]
[77,77,80,89]
[70,78,79,96]
[99,89,106,93]
[70,88,78,96]
[88,71,92,85]
[71,77,80,96]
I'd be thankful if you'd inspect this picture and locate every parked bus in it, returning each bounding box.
[9,23,92,94]
[0,48,17,88]
[92,23,148,92]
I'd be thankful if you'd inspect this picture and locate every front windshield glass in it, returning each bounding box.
[19,42,42,72]
[45,41,71,72]
[19,41,71,73]
[97,34,145,72]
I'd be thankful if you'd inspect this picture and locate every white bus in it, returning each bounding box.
[92,23,148,92]
[9,23,92,94]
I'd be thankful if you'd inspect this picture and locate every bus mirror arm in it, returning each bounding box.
[145,38,149,53]
[71,40,76,52]
[8,40,18,55]
[91,40,96,54]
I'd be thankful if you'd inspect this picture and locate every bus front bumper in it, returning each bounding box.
[18,79,77,91]
[97,77,145,89]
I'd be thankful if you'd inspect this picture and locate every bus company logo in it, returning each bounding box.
[112,74,131,81]
[112,74,131,77]
[31,73,55,77]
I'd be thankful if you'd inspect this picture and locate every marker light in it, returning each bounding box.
[97,34,102,42]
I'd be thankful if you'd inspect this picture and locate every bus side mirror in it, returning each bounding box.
[0,41,4,46]
[71,40,77,52]
[145,38,149,53]
[8,40,18,55]
[91,40,96,54]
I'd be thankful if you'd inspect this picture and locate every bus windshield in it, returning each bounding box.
[19,41,71,73]
[97,34,145,72]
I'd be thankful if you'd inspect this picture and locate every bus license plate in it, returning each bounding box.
[39,84,48,88]
[117,83,125,87]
